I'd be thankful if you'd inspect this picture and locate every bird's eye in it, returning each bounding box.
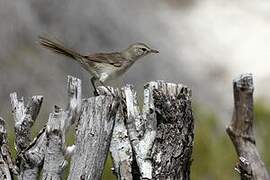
[141,48,147,52]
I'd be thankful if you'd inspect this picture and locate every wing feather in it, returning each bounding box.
[84,53,124,67]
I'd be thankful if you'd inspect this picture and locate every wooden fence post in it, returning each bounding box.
[67,93,120,180]
[10,93,43,180]
[110,81,194,180]
[226,73,270,180]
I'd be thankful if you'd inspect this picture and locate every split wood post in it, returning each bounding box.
[0,117,17,180]
[67,89,120,180]
[9,75,81,180]
[41,76,81,180]
[110,81,194,180]
[226,73,270,180]
[10,93,43,180]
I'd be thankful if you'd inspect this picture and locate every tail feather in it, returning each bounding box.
[39,36,84,61]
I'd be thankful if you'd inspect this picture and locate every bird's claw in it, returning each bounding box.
[94,90,100,96]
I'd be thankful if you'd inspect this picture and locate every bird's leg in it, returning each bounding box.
[91,77,99,96]
[98,81,129,107]
[94,79,127,106]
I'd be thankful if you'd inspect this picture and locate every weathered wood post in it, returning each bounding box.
[110,81,194,180]
[0,77,195,180]
[226,73,270,180]
[0,117,17,180]
[10,93,43,180]
[41,76,82,180]
[9,76,81,180]
[67,95,120,180]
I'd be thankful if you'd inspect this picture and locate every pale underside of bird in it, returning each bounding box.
[39,36,159,95]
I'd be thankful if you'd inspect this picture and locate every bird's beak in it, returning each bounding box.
[150,49,159,53]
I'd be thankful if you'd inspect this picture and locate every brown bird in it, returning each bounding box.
[39,36,159,95]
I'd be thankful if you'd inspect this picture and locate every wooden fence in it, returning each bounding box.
[0,74,268,180]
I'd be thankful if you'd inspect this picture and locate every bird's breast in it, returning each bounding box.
[100,61,134,82]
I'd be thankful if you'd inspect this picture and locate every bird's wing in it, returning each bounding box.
[84,52,125,67]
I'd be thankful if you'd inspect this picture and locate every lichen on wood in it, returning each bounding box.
[118,81,194,180]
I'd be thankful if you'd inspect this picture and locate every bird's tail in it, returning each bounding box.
[39,36,84,61]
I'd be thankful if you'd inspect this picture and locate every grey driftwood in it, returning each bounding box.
[226,73,270,180]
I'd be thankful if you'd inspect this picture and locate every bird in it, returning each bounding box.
[39,36,159,96]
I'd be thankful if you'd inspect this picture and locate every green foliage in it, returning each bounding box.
[254,100,270,170]
[191,101,270,179]
[102,155,115,180]
[191,106,238,180]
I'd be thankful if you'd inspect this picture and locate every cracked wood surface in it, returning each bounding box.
[10,93,43,180]
[42,76,81,180]
[10,93,43,153]
[110,81,194,180]
[0,117,17,180]
[68,94,119,180]
[97,87,134,180]
[9,76,81,180]
[42,106,68,180]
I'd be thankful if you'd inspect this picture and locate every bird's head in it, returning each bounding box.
[123,42,159,61]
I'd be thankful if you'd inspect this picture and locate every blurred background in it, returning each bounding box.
[1,0,270,179]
